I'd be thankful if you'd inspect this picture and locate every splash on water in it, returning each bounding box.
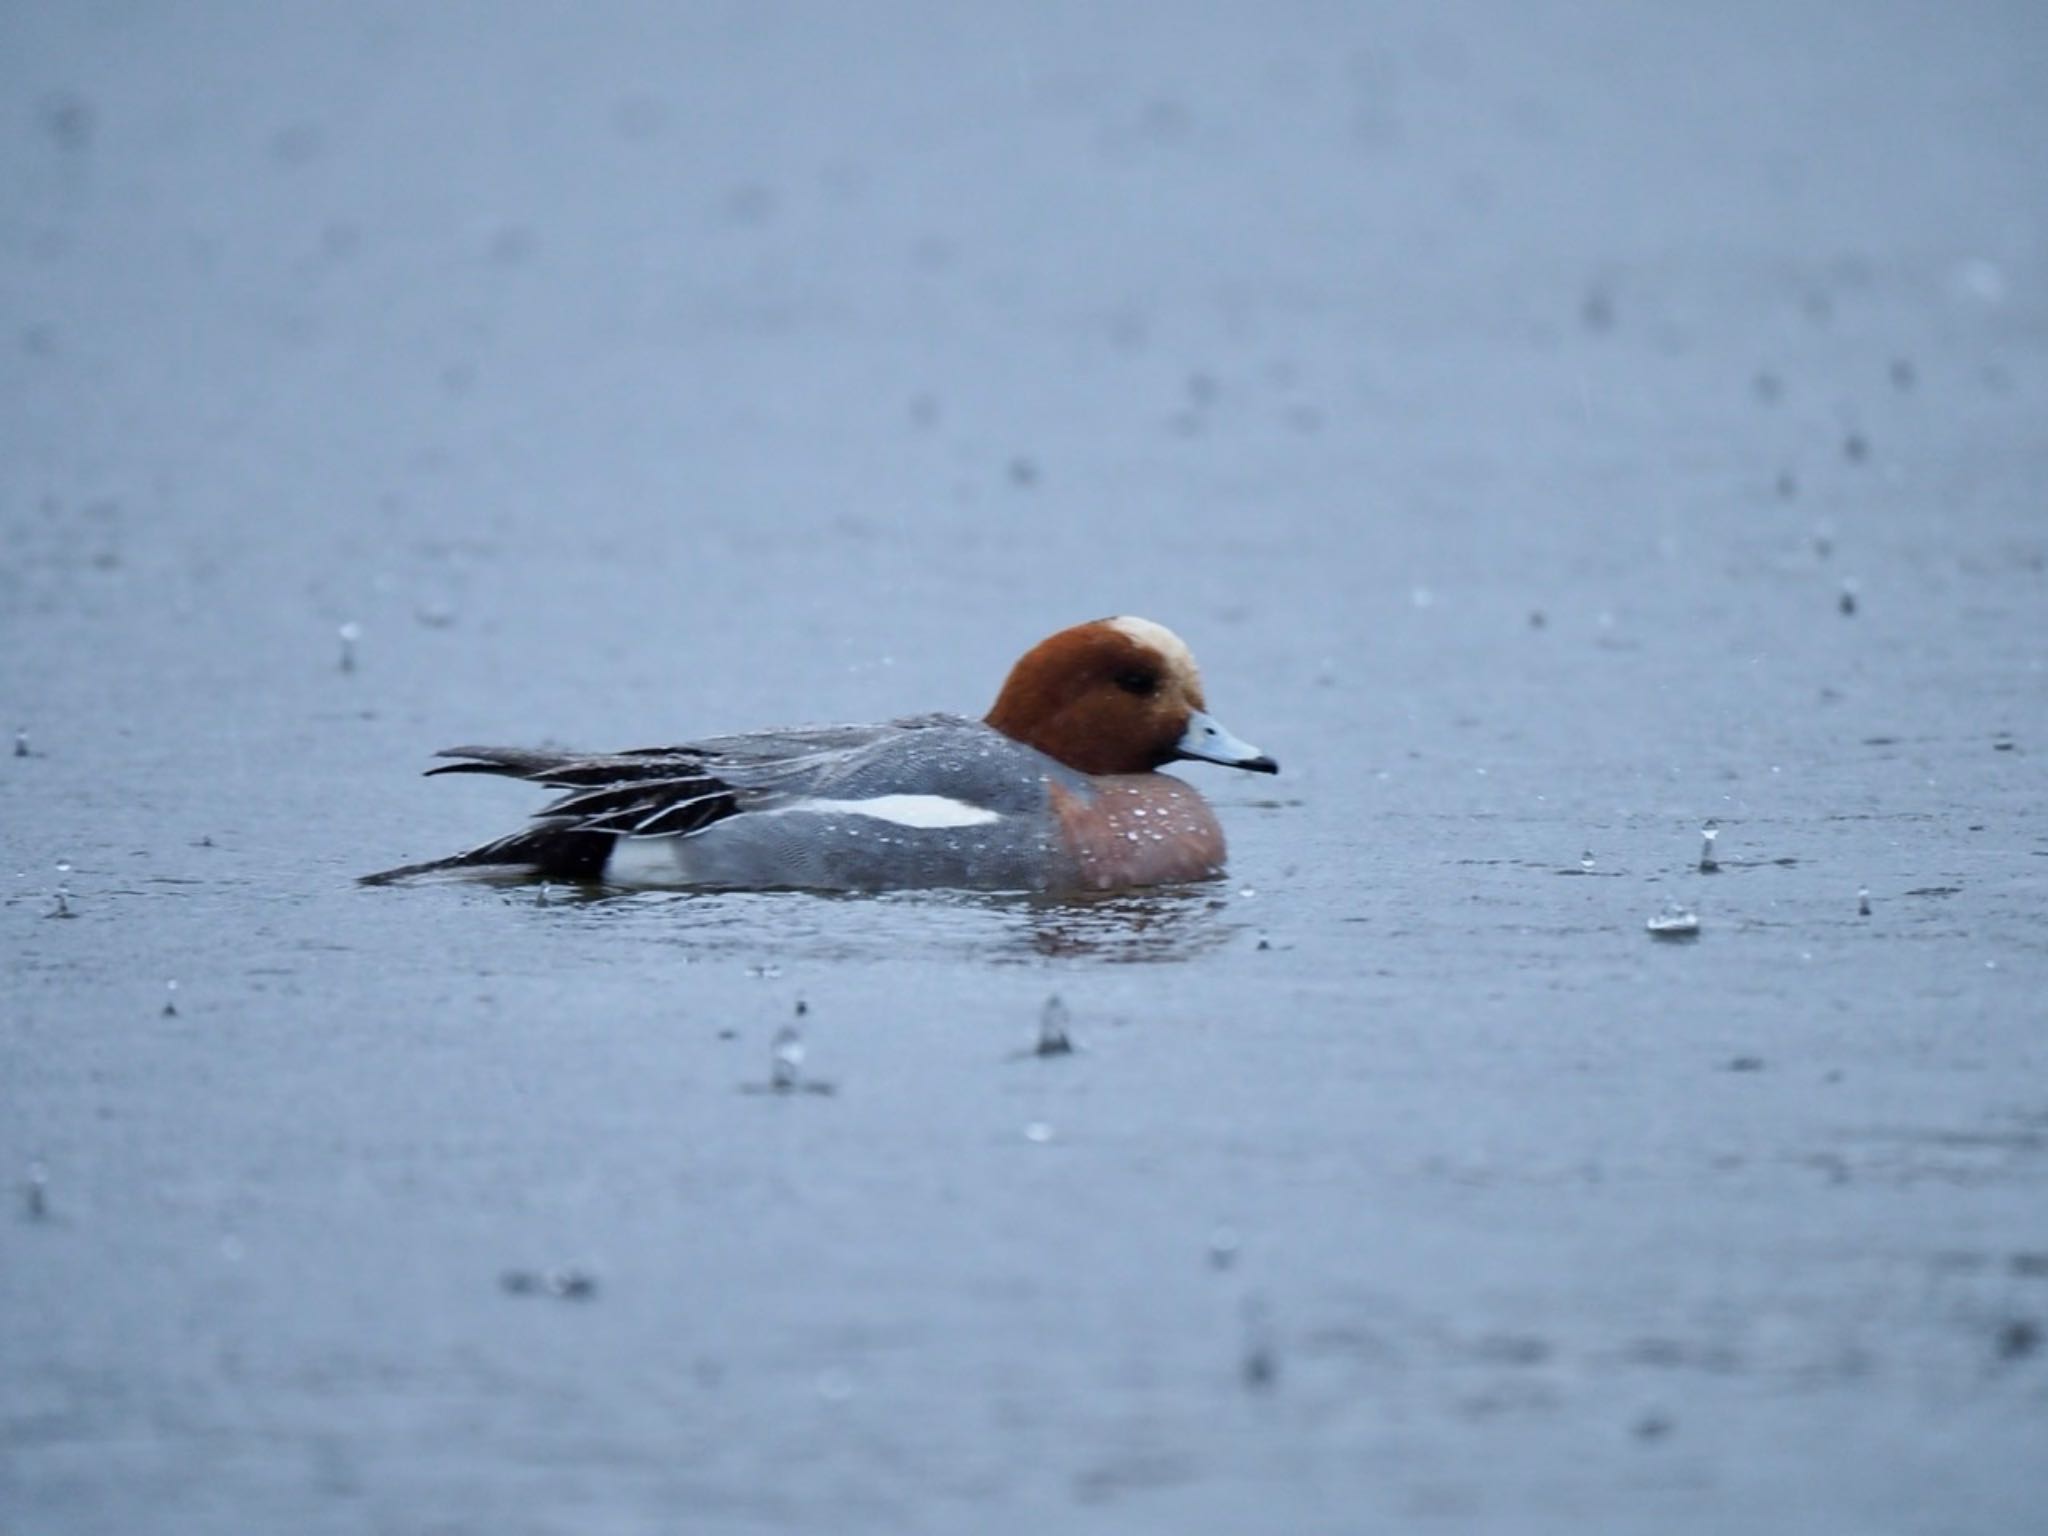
[770,1025,804,1090]
[1646,901,1700,940]
[1034,994,1074,1056]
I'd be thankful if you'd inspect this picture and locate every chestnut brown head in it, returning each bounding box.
[985,616,1276,777]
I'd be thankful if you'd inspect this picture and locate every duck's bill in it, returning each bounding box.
[1175,710,1279,774]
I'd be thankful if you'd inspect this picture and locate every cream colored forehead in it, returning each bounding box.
[1106,615,1201,684]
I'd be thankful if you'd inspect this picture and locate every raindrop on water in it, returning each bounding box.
[23,1160,49,1222]
[815,1368,854,1402]
[13,728,28,758]
[1208,1225,1241,1270]
[1646,900,1700,940]
[1240,1294,1279,1390]
[48,862,74,919]
[1858,887,1872,918]
[337,621,361,673]
[1698,822,1720,873]
[162,980,179,1018]
[1034,995,1074,1056]
[770,1025,804,1091]
[547,1269,597,1301]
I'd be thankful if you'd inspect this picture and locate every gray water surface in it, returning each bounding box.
[5,3,2046,1532]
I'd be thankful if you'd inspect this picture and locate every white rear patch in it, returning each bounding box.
[768,795,1001,829]
[606,835,685,885]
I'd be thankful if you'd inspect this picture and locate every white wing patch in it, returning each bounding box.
[603,794,1002,882]
[767,795,1003,829]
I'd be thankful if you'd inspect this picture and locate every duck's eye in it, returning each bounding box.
[1112,668,1160,697]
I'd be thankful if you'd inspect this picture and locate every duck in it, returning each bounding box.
[362,615,1277,892]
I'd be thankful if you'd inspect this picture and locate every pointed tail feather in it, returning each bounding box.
[358,823,616,885]
[425,746,586,780]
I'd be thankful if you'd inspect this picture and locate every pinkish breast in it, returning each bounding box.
[1048,774,1228,891]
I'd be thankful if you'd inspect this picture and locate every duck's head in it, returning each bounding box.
[985,616,1278,778]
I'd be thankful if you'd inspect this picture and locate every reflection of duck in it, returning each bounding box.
[1009,887,1245,964]
[365,617,1276,892]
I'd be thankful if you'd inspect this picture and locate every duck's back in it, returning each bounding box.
[613,715,1090,890]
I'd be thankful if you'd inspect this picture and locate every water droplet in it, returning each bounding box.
[1580,850,1596,874]
[1698,822,1720,873]
[1035,995,1073,1056]
[23,1161,49,1221]
[1951,257,2005,304]
[12,728,28,758]
[815,1368,854,1402]
[1838,580,1859,616]
[1240,1294,1279,1390]
[770,1026,804,1091]
[547,1269,597,1300]
[162,980,179,1018]
[1646,901,1700,940]
[337,621,361,673]
[1857,887,1871,917]
[1208,1225,1240,1270]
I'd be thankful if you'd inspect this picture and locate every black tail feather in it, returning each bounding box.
[364,742,737,886]
[358,822,616,886]
[427,745,709,788]
[425,746,584,781]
